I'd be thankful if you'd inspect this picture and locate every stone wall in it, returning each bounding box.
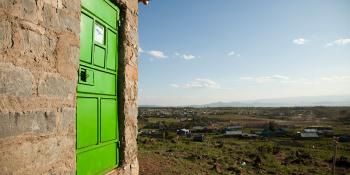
[0,0,139,174]
[112,0,139,175]
[110,0,139,174]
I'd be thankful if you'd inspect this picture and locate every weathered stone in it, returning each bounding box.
[18,29,47,58]
[61,107,75,133]
[26,0,41,22]
[22,0,36,16]
[19,20,46,35]
[56,33,79,80]
[59,10,80,35]
[0,63,33,97]
[9,27,57,70]
[68,46,80,67]
[62,0,80,13]
[42,0,63,9]
[0,110,56,139]
[0,136,74,174]
[43,3,60,29]
[44,35,58,58]
[0,0,140,174]
[0,21,12,50]
[38,74,74,97]
[0,0,14,10]
[6,0,41,23]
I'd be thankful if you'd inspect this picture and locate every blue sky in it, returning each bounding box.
[138,0,350,106]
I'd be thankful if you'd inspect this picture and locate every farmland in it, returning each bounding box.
[137,107,350,175]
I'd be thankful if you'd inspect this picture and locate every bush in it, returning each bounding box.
[284,149,313,165]
[257,144,274,155]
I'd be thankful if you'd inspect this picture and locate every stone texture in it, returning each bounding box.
[0,0,139,174]
[42,3,60,29]
[0,0,80,173]
[112,0,140,174]
[0,21,12,50]
[55,33,80,80]
[20,29,45,57]
[60,107,75,134]
[4,0,41,23]
[38,74,75,97]
[62,0,79,12]
[59,10,80,35]
[0,136,75,175]
[22,0,37,19]
[0,63,33,97]
[0,110,56,139]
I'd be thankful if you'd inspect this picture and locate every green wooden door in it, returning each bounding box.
[77,0,119,174]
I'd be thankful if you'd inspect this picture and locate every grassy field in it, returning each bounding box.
[138,107,350,175]
[139,135,350,175]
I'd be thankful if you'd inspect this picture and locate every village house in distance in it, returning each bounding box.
[0,0,147,174]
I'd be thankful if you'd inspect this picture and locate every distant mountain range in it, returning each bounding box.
[140,95,350,107]
[196,95,350,107]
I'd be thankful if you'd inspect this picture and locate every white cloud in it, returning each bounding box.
[272,75,289,80]
[325,38,350,47]
[293,38,308,45]
[182,54,196,60]
[240,75,289,83]
[138,47,144,53]
[174,52,199,61]
[170,84,180,88]
[227,51,241,57]
[228,51,235,56]
[321,75,350,81]
[184,79,219,88]
[240,75,350,85]
[147,50,167,59]
[171,78,220,89]
[174,52,197,60]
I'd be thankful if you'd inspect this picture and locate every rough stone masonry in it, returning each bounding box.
[0,0,139,174]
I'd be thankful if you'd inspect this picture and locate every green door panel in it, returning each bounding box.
[77,97,98,148]
[94,45,106,68]
[78,1,119,174]
[80,13,93,63]
[101,99,118,142]
[77,143,118,175]
[81,0,119,29]
[106,30,117,71]
[77,67,116,95]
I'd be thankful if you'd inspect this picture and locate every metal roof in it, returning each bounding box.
[300,132,319,138]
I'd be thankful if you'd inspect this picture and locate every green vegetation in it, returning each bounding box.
[138,107,350,175]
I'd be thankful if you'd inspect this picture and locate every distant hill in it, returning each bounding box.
[139,95,350,108]
[199,95,350,107]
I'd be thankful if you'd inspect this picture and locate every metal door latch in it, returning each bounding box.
[80,68,88,82]
[78,68,94,86]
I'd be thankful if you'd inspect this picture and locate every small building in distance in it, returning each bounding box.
[304,128,318,133]
[177,129,191,136]
[305,126,333,136]
[224,130,243,137]
[299,132,319,139]
[224,125,242,131]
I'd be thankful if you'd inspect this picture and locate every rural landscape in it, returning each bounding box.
[137,1,350,174]
[137,106,350,175]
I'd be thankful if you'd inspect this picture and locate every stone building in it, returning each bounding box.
[0,0,141,174]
